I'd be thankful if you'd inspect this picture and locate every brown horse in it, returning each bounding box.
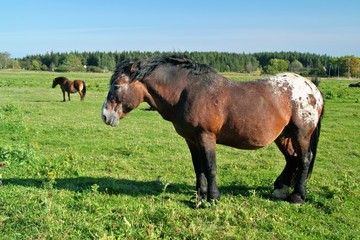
[52,77,86,101]
[101,55,324,205]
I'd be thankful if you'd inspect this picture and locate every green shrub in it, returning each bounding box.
[86,66,104,73]
[323,88,351,99]
[56,64,85,72]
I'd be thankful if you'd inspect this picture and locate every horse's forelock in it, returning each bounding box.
[110,60,135,84]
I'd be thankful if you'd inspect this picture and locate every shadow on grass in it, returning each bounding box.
[3,177,273,199]
[2,177,192,197]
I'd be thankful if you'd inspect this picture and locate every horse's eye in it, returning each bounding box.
[113,84,121,91]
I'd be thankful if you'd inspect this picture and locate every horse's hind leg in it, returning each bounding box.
[275,133,314,204]
[273,137,299,200]
[79,92,84,101]
[288,139,312,204]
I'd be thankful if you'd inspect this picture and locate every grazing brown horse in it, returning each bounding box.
[52,77,86,101]
[101,56,324,205]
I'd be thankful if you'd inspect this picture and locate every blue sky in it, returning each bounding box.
[1,0,359,58]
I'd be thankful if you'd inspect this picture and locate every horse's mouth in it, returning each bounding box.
[109,121,119,127]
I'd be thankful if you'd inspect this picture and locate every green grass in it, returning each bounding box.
[0,70,359,239]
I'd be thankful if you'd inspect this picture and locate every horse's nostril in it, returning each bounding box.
[102,114,107,122]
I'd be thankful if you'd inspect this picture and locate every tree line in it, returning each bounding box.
[1,51,359,77]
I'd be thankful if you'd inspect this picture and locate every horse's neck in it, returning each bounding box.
[60,79,69,86]
[144,80,185,121]
[148,80,185,104]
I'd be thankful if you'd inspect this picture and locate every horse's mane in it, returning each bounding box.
[54,76,69,81]
[111,55,218,86]
[132,55,217,81]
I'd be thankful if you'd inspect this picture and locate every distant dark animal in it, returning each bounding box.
[52,77,86,101]
[349,82,360,87]
[101,55,324,205]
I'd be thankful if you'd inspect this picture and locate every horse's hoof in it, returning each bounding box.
[287,194,305,205]
[272,185,289,200]
[207,191,220,202]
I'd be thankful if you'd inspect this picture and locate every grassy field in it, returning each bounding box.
[0,70,359,239]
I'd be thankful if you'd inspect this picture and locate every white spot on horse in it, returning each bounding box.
[113,83,129,95]
[266,73,323,127]
[101,101,108,117]
[101,100,119,126]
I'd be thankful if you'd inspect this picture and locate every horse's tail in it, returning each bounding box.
[307,106,324,178]
[82,81,87,100]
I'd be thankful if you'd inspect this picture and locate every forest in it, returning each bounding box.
[1,51,360,77]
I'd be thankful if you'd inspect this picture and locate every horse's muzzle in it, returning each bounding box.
[101,101,119,127]
[102,113,119,127]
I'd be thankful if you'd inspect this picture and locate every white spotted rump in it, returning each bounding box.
[266,72,323,127]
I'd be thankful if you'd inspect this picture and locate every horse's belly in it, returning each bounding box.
[217,135,271,149]
[217,123,283,149]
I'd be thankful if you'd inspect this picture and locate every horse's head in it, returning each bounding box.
[102,60,150,126]
[52,77,67,88]
[52,78,58,88]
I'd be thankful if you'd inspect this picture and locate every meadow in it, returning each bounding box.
[0,70,359,239]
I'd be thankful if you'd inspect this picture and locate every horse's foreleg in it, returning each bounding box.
[68,92,71,101]
[62,90,66,102]
[197,133,220,202]
[186,139,207,203]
